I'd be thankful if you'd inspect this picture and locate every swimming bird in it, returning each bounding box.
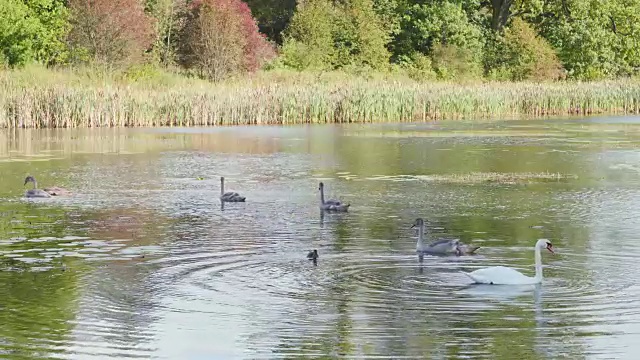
[23,175,71,198]
[411,218,480,256]
[220,177,245,202]
[24,176,71,197]
[411,218,458,255]
[318,182,350,212]
[307,249,318,260]
[461,239,555,285]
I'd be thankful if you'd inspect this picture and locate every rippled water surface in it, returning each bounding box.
[2,117,640,359]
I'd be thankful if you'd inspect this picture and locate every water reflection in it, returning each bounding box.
[1,119,640,358]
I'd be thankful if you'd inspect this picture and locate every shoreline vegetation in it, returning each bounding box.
[5,1,640,129]
[1,67,640,129]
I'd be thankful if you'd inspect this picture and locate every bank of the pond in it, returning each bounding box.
[2,69,640,128]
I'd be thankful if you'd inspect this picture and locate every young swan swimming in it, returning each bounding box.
[307,249,318,265]
[23,176,72,198]
[307,249,318,260]
[219,177,246,202]
[411,218,480,256]
[318,182,350,212]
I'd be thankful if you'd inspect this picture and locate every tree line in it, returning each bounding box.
[2,0,640,82]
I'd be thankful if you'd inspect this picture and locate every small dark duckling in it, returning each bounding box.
[307,249,318,261]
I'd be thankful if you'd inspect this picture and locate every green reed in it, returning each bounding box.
[1,68,640,128]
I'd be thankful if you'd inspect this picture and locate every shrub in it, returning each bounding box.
[179,0,275,81]
[486,18,565,81]
[331,0,391,70]
[280,0,391,71]
[503,18,564,81]
[397,53,436,81]
[0,0,70,67]
[279,0,335,70]
[67,0,155,68]
[392,1,484,66]
[431,44,482,80]
[145,0,189,67]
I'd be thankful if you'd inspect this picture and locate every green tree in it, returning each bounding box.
[243,0,397,48]
[244,0,297,44]
[145,0,188,67]
[332,0,392,70]
[281,0,394,71]
[483,0,544,30]
[392,0,484,78]
[372,0,402,39]
[393,0,483,56]
[487,18,564,80]
[0,0,69,67]
[280,0,336,70]
[539,0,640,79]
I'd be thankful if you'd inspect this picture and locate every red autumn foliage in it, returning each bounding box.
[182,0,275,80]
[233,0,276,71]
[68,0,155,66]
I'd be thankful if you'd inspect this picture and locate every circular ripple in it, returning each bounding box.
[151,236,640,359]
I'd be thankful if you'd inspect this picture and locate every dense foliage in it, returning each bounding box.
[1,0,640,81]
[0,0,69,67]
[67,0,155,67]
[179,0,274,81]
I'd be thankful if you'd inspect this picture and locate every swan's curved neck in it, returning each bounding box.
[416,224,425,250]
[220,177,224,196]
[534,244,543,281]
[319,186,325,205]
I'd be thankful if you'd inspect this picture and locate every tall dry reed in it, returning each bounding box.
[1,68,639,128]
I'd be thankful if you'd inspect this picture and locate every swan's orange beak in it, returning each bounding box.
[546,244,555,254]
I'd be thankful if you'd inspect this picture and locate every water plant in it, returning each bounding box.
[1,68,639,128]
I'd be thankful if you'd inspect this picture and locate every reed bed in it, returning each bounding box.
[1,69,640,128]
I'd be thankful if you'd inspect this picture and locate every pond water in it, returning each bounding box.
[1,116,640,359]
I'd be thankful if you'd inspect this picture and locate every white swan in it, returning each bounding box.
[461,239,555,285]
